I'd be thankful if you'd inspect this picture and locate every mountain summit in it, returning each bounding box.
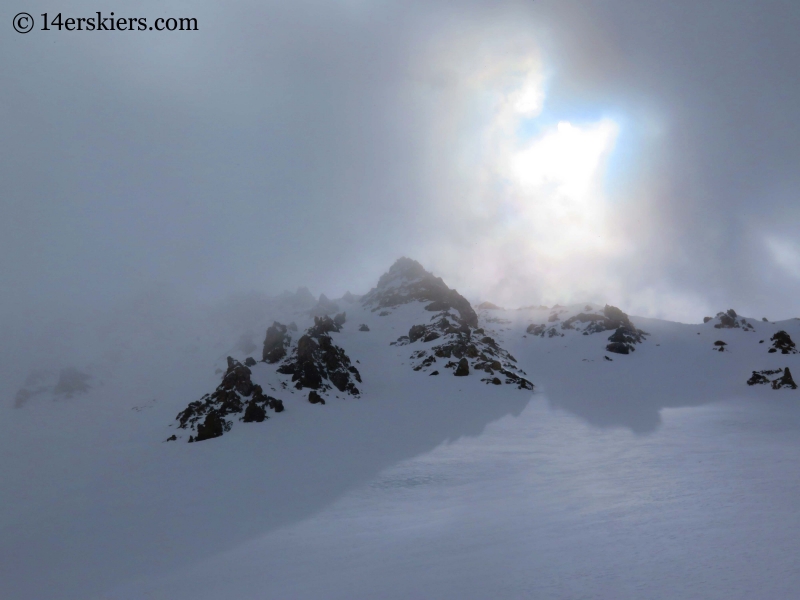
[362,257,478,328]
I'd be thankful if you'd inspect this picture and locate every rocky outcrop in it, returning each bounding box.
[768,331,798,354]
[308,390,325,404]
[263,321,291,363]
[398,311,533,390]
[176,357,285,442]
[526,323,563,338]
[276,316,361,395]
[358,324,370,332]
[361,258,478,328]
[713,340,727,352]
[773,367,798,389]
[527,305,648,354]
[606,326,646,355]
[710,309,755,331]
[747,367,798,389]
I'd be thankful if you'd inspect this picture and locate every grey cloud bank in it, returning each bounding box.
[2,0,800,394]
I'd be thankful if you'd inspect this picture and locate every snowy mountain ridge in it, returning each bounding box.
[6,258,800,600]
[152,258,800,443]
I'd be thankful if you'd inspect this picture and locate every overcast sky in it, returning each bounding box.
[3,0,800,348]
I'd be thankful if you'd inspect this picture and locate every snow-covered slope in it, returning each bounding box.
[3,258,800,599]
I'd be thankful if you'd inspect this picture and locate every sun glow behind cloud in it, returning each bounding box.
[441,47,627,305]
[505,119,619,258]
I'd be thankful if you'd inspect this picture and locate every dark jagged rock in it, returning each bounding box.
[309,314,342,336]
[362,258,478,328]
[528,305,648,348]
[604,356,613,361]
[175,357,284,441]
[409,324,427,343]
[242,400,267,422]
[400,310,533,389]
[165,434,177,442]
[263,322,291,363]
[711,309,755,331]
[454,358,469,376]
[220,356,254,396]
[703,316,712,323]
[333,312,347,326]
[277,319,361,396]
[308,390,325,404]
[194,411,228,442]
[769,331,798,354]
[244,356,257,367]
[773,367,798,390]
[713,340,727,352]
[359,324,370,332]
[605,326,645,354]
[747,370,774,386]
[746,367,797,389]
[429,370,439,376]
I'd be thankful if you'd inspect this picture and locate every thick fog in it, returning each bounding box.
[3,0,800,398]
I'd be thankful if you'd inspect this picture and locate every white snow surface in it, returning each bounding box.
[3,298,800,599]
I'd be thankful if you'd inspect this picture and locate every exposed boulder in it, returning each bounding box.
[244,356,257,367]
[769,331,798,354]
[193,411,228,442]
[262,321,291,363]
[713,340,727,352]
[333,312,347,326]
[308,390,325,404]
[409,324,427,343]
[242,400,267,423]
[359,324,370,332]
[454,358,469,376]
[773,367,798,390]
